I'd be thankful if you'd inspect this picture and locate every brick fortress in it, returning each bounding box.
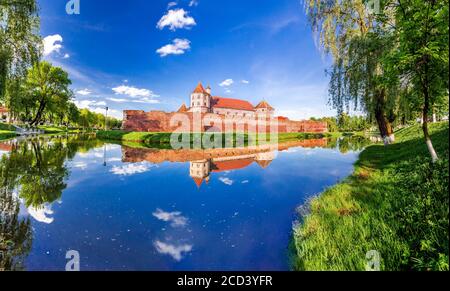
[122,83,327,133]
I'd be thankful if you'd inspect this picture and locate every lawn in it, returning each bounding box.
[293,122,449,271]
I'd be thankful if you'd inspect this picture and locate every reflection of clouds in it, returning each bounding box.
[72,162,88,170]
[219,177,234,186]
[27,204,54,224]
[107,157,122,163]
[110,162,157,176]
[154,240,193,261]
[153,209,188,227]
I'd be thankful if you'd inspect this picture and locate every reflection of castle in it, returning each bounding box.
[121,138,328,188]
[190,151,276,188]
[123,83,328,133]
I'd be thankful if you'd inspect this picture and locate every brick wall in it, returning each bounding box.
[123,110,328,133]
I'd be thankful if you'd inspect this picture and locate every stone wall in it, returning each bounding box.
[123,110,328,133]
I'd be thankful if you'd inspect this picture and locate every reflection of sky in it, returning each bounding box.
[22,142,360,271]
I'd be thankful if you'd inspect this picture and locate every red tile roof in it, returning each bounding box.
[255,101,274,111]
[193,82,206,94]
[212,97,255,112]
[177,104,188,113]
[193,177,204,188]
[212,158,254,172]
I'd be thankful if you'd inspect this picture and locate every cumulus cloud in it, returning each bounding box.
[112,85,156,98]
[110,162,156,176]
[76,89,92,96]
[219,79,234,87]
[152,209,188,227]
[156,38,191,57]
[154,240,193,261]
[219,177,234,186]
[43,34,63,56]
[110,85,160,104]
[157,9,196,31]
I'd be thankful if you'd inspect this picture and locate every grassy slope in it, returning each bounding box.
[294,122,449,271]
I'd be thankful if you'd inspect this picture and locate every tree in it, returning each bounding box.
[23,61,72,126]
[305,0,399,143]
[0,0,40,100]
[391,0,449,162]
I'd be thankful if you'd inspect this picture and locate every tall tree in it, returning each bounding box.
[305,0,398,143]
[23,61,72,126]
[392,0,449,162]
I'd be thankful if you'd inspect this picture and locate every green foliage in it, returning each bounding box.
[294,122,449,271]
[0,0,40,100]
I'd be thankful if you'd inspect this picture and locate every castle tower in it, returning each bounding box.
[190,159,211,188]
[190,82,211,114]
[255,101,275,119]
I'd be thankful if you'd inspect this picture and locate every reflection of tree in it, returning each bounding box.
[338,136,372,154]
[0,187,33,271]
[0,134,103,270]
[326,136,372,153]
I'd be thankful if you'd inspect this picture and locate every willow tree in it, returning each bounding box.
[391,0,449,162]
[305,0,398,142]
[0,0,40,102]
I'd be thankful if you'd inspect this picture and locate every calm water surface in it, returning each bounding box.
[0,135,368,271]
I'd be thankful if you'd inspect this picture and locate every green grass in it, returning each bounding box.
[293,122,449,271]
[0,122,16,131]
[0,130,17,140]
[37,125,86,134]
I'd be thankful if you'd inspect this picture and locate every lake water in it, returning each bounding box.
[0,135,367,271]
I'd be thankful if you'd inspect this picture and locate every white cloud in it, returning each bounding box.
[219,79,234,87]
[242,180,249,184]
[152,209,188,227]
[43,34,63,56]
[110,162,156,176]
[156,38,191,57]
[157,9,196,31]
[63,53,70,59]
[76,89,92,96]
[112,85,156,98]
[219,177,234,186]
[241,80,250,84]
[167,1,177,9]
[74,100,106,109]
[154,241,193,261]
[107,98,128,103]
[189,0,199,7]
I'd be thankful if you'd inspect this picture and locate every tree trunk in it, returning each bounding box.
[374,89,394,145]
[422,87,439,163]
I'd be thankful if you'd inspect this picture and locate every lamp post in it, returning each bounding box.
[105,106,109,131]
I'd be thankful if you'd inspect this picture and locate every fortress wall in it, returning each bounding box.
[123,110,328,133]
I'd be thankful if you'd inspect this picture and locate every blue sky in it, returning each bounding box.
[39,0,335,119]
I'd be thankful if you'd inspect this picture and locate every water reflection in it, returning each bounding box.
[0,134,370,271]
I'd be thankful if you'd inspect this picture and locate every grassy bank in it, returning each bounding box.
[0,123,17,140]
[293,122,449,271]
[97,130,333,146]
